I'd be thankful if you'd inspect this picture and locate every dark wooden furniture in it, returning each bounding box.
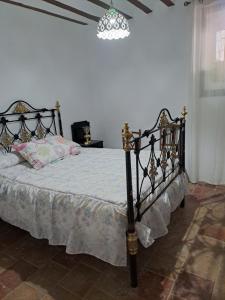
[80,140,103,148]
[71,120,90,145]
[71,121,103,148]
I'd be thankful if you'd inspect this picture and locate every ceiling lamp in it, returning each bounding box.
[97,1,130,40]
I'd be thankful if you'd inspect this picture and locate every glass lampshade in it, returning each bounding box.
[97,8,130,40]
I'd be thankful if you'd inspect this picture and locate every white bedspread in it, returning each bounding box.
[0,148,187,266]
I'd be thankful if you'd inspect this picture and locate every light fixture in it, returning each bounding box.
[97,0,130,40]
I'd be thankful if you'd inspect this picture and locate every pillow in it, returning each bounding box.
[12,137,80,170]
[47,136,80,156]
[47,135,81,149]
[0,152,24,169]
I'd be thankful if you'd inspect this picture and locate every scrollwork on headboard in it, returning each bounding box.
[13,102,30,114]
[121,107,187,222]
[0,100,63,153]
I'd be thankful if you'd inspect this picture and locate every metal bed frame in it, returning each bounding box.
[0,100,187,287]
[122,107,187,287]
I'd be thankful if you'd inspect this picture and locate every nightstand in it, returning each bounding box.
[80,140,104,148]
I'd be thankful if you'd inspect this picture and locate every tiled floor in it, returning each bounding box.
[0,183,225,300]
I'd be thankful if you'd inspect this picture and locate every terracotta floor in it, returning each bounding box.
[0,183,225,300]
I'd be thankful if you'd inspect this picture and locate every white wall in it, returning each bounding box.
[0,1,193,149]
[0,3,92,139]
[85,1,193,149]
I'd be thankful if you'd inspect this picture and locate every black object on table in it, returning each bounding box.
[71,121,103,148]
[71,120,89,144]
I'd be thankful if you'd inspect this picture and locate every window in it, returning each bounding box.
[200,3,225,97]
[216,30,225,62]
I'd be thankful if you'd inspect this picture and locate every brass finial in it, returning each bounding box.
[127,232,138,256]
[181,106,188,119]
[55,100,60,112]
[122,122,133,152]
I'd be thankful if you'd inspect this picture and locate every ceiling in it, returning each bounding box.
[0,0,176,26]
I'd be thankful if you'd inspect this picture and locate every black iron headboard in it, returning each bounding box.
[0,100,63,153]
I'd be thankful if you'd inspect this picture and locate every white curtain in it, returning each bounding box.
[188,0,225,184]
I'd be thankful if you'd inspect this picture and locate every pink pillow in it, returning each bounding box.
[12,136,80,170]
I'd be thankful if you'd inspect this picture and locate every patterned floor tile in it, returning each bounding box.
[204,201,225,219]
[199,224,225,242]
[3,283,42,300]
[83,287,115,300]
[0,281,11,299]
[129,271,174,300]
[2,237,30,259]
[183,235,224,281]
[0,228,27,248]
[23,244,61,269]
[172,271,214,300]
[0,221,15,236]
[79,254,111,272]
[168,295,184,300]
[52,252,81,269]
[0,254,17,275]
[26,262,68,296]
[59,263,101,298]
[5,236,60,269]
[0,260,37,291]
[189,183,225,204]
[143,233,190,273]
[116,294,146,300]
[42,285,82,300]
[211,255,225,300]
[95,267,129,298]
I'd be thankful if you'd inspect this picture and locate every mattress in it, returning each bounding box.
[0,148,188,266]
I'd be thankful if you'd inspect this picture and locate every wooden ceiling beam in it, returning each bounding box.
[160,0,175,7]
[0,0,88,25]
[127,0,152,14]
[41,0,99,22]
[87,0,132,20]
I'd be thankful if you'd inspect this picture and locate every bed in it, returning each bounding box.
[0,100,188,287]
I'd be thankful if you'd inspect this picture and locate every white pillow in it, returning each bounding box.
[46,135,81,148]
[0,152,24,169]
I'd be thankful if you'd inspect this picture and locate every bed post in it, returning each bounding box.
[55,100,64,137]
[180,106,187,208]
[122,123,138,288]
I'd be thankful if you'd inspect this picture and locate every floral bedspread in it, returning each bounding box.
[0,148,187,266]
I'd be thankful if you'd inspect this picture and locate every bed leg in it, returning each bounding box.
[122,123,138,287]
[127,231,138,288]
[180,196,185,208]
[130,253,138,288]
